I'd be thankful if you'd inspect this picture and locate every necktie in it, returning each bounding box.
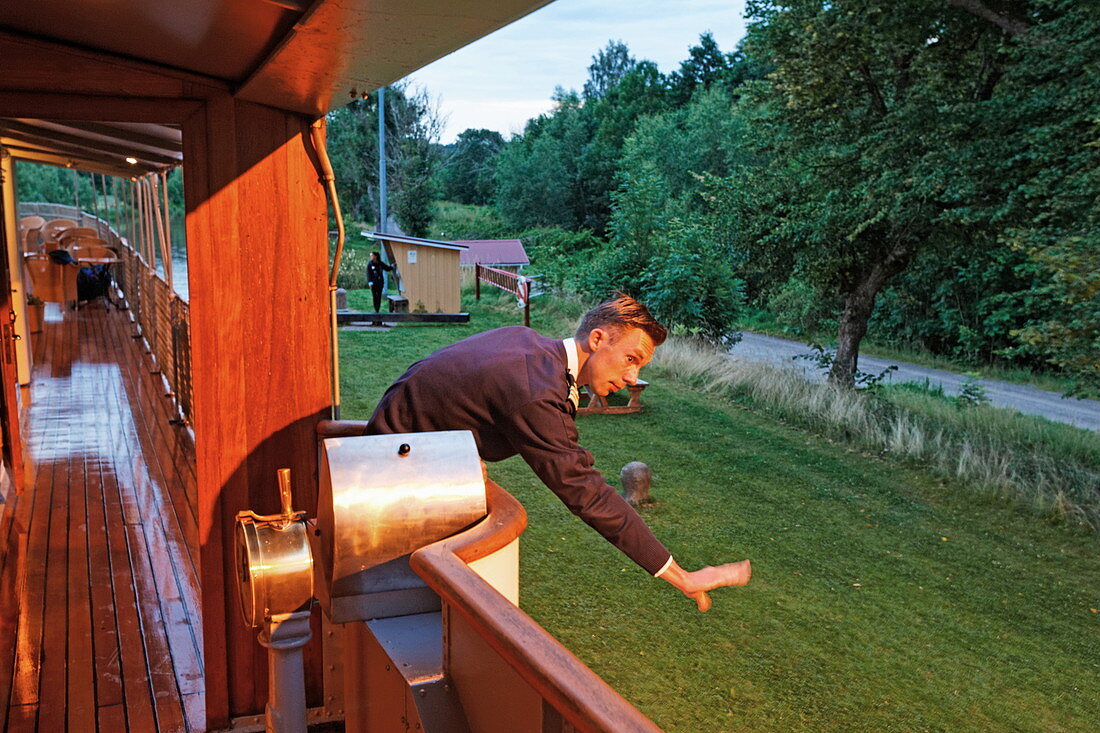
[566,373,580,413]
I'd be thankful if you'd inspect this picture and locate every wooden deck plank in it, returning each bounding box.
[126,522,187,732]
[142,511,204,695]
[6,703,37,731]
[7,302,201,731]
[107,312,199,573]
[66,436,97,729]
[182,691,205,732]
[98,702,128,732]
[102,457,158,733]
[9,312,62,711]
[86,453,125,708]
[36,450,69,732]
[38,309,78,733]
[103,309,205,705]
[0,525,28,732]
[0,387,39,733]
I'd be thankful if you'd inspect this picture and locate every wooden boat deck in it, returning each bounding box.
[0,302,202,731]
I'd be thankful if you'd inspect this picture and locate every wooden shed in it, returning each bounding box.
[368,232,467,313]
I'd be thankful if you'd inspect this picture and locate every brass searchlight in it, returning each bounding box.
[234,468,314,628]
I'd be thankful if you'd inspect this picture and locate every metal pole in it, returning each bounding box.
[257,611,312,733]
[72,168,81,222]
[377,87,387,234]
[100,172,112,236]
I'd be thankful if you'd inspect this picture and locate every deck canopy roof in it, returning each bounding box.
[0,119,183,177]
[0,0,554,174]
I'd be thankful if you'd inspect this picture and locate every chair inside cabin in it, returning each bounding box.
[24,252,78,305]
[41,218,78,247]
[68,240,117,261]
[57,227,101,248]
[19,216,45,253]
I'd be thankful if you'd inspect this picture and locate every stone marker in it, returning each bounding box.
[620,461,651,506]
[335,287,348,310]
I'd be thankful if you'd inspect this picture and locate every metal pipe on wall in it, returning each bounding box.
[309,119,345,421]
[158,171,173,287]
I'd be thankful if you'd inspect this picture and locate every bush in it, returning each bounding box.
[766,274,837,337]
[521,227,605,291]
[429,201,509,241]
[643,219,744,346]
[336,247,370,290]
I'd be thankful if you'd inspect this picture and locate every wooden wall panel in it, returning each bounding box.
[183,95,330,728]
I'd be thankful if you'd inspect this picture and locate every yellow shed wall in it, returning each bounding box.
[384,241,462,312]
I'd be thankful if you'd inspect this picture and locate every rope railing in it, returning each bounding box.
[18,200,193,423]
[475,263,533,327]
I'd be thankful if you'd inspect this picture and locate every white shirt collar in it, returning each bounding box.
[562,337,579,381]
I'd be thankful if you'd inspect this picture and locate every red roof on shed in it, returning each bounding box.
[454,239,529,267]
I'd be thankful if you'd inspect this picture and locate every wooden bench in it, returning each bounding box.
[577,379,648,415]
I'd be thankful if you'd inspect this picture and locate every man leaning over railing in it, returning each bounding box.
[366,293,751,610]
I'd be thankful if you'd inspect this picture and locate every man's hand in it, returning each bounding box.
[659,559,752,612]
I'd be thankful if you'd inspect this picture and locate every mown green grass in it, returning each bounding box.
[338,288,1100,732]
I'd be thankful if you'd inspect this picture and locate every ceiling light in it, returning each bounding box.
[126,156,138,165]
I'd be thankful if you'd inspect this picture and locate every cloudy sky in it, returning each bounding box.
[404,0,749,143]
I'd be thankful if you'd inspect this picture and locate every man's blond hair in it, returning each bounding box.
[575,293,667,346]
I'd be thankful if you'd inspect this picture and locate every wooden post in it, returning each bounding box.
[183,94,330,728]
[475,263,481,300]
[522,277,530,328]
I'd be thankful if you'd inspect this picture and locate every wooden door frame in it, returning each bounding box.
[0,148,24,493]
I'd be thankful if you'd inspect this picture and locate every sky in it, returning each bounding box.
[404,0,749,144]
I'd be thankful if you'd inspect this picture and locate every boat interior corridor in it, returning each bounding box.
[0,300,202,731]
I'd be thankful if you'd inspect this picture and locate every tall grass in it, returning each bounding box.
[429,201,509,241]
[652,338,1100,529]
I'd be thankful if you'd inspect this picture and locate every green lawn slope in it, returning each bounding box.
[338,290,1100,732]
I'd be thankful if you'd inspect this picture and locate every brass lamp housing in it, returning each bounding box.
[234,469,314,629]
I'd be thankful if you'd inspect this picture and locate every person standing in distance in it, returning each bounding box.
[366,251,394,313]
[367,294,751,610]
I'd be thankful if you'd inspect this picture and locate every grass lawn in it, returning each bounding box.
[339,289,1100,732]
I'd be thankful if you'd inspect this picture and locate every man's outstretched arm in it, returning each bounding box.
[658,559,752,612]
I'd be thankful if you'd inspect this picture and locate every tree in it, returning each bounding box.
[728,0,1035,386]
[978,1,1100,394]
[583,40,637,101]
[437,128,504,205]
[325,83,443,229]
[495,89,592,230]
[668,32,734,105]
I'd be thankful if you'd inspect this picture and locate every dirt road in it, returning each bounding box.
[729,332,1100,432]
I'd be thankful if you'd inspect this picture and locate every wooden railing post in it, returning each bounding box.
[475,263,481,300]
[523,277,530,328]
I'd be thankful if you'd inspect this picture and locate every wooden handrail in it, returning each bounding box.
[411,480,662,733]
[316,419,370,438]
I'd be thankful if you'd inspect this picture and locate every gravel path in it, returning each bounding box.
[729,332,1100,432]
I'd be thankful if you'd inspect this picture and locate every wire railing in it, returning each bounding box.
[19,201,193,422]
